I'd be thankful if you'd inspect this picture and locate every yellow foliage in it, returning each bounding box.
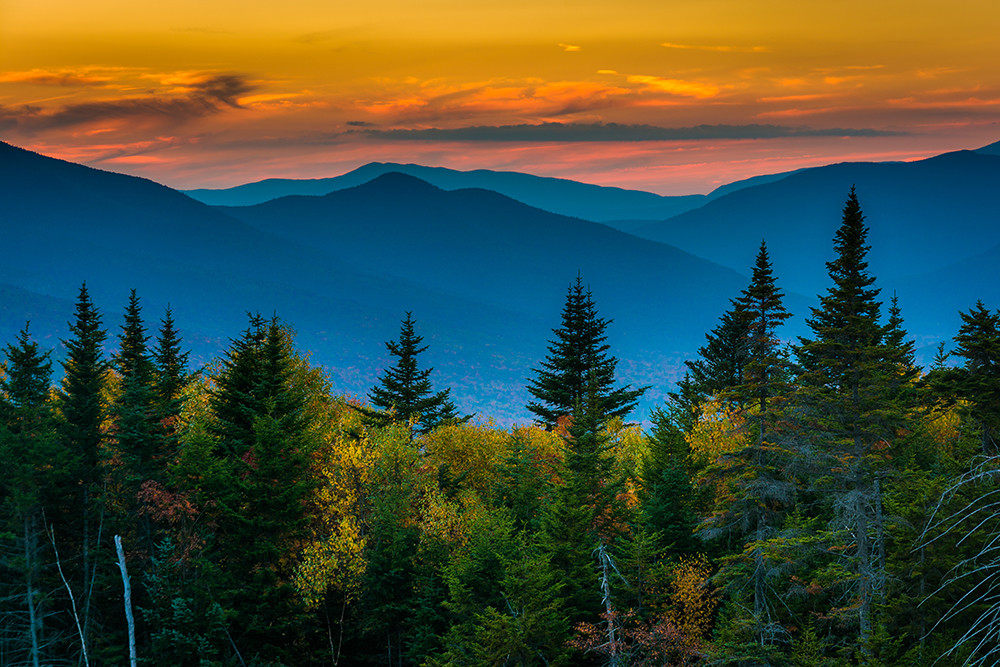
[422,421,566,496]
[604,417,649,480]
[294,398,378,607]
[686,398,749,465]
[925,402,963,455]
[652,556,717,642]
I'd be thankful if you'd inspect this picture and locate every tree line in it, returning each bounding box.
[1,188,999,665]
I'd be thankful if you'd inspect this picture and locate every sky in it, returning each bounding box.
[2,0,1000,194]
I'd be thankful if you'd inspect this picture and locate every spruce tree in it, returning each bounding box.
[202,314,318,662]
[0,324,65,667]
[734,240,792,432]
[56,282,109,662]
[686,302,750,405]
[151,306,189,412]
[948,301,1000,455]
[697,242,794,655]
[365,312,461,436]
[112,289,160,484]
[795,187,899,656]
[527,275,645,427]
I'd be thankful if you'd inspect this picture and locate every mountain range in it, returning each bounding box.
[0,141,758,422]
[2,138,998,422]
[184,162,709,226]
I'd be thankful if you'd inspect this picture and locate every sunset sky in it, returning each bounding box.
[2,0,999,194]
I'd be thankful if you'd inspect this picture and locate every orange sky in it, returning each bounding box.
[2,0,999,194]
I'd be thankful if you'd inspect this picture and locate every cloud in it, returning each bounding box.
[0,69,112,86]
[363,122,903,142]
[558,43,582,52]
[0,74,256,133]
[661,42,767,53]
[625,75,719,99]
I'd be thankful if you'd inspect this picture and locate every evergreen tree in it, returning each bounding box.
[149,305,189,476]
[365,312,462,436]
[55,283,109,662]
[641,408,698,556]
[527,275,645,427]
[696,243,794,656]
[795,187,899,657]
[0,323,66,666]
[201,314,319,662]
[734,240,792,434]
[686,302,750,405]
[112,289,160,486]
[208,312,267,457]
[59,282,108,493]
[949,301,1000,455]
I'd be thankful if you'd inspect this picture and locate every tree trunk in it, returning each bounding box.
[25,514,41,667]
[115,535,137,667]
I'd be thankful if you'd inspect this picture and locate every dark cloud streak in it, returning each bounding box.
[365,122,904,142]
[0,74,255,133]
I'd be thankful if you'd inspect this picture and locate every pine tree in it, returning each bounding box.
[795,187,899,656]
[56,284,109,661]
[527,275,645,427]
[0,323,65,666]
[734,240,792,435]
[151,306,189,414]
[112,289,160,485]
[686,302,750,405]
[365,312,461,436]
[201,314,319,662]
[949,301,1000,455]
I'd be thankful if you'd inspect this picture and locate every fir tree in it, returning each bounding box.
[734,240,792,435]
[527,275,645,427]
[202,314,318,662]
[112,289,160,484]
[795,187,899,656]
[365,312,461,436]
[948,301,1000,455]
[59,282,108,491]
[151,306,189,412]
[686,302,750,405]
[56,282,109,663]
[0,323,65,667]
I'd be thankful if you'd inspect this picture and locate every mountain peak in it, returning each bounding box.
[358,171,443,192]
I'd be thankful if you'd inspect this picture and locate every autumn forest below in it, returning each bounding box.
[3,186,1000,667]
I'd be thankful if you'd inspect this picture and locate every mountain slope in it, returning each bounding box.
[218,173,776,341]
[185,162,708,223]
[1,143,763,421]
[633,150,1000,295]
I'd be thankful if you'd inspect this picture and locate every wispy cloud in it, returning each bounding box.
[0,68,114,87]
[558,43,582,52]
[362,122,903,142]
[661,42,767,53]
[625,75,719,99]
[0,74,256,133]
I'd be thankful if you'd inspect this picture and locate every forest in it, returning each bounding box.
[2,188,999,667]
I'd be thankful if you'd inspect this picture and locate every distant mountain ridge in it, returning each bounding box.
[630,148,1000,354]
[0,141,761,422]
[184,162,709,223]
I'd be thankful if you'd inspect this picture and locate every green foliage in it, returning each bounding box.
[364,311,463,437]
[527,275,645,427]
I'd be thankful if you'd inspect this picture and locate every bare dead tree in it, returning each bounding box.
[920,455,1000,666]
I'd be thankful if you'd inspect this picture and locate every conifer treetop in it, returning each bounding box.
[527,275,645,427]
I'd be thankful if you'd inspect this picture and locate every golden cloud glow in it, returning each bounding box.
[2,0,999,192]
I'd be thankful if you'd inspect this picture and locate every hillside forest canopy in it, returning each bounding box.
[2,189,1000,666]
